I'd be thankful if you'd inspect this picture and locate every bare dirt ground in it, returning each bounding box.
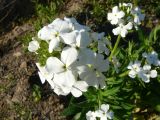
[0,0,86,119]
[0,23,67,120]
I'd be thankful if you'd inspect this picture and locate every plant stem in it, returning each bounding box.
[97,89,101,109]
[109,35,121,61]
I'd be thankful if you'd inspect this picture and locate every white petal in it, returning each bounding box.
[54,85,69,96]
[38,71,46,84]
[54,70,76,92]
[127,62,133,69]
[74,81,88,92]
[112,27,121,36]
[107,13,114,21]
[28,40,39,52]
[49,37,60,53]
[76,30,91,48]
[38,26,56,40]
[61,47,78,67]
[111,18,119,25]
[129,70,136,78]
[125,22,133,30]
[101,104,109,112]
[71,87,82,97]
[78,48,95,65]
[78,66,91,79]
[46,57,64,74]
[112,6,119,13]
[84,72,98,88]
[95,54,109,72]
[143,64,151,71]
[141,74,150,83]
[61,30,78,45]
[36,63,54,85]
[121,28,128,37]
[49,18,71,33]
[117,11,125,18]
[97,73,106,89]
[150,70,157,78]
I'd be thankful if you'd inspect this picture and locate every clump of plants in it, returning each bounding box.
[27,2,160,120]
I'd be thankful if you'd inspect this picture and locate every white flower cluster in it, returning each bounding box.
[86,104,113,120]
[28,17,111,97]
[127,51,159,83]
[107,3,145,37]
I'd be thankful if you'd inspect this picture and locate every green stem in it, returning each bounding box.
[109,35,121,61]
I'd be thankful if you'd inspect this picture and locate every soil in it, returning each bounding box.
[0,23,67,120]
[0,0,86,119]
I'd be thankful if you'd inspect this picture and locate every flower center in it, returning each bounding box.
[55,32,59,37]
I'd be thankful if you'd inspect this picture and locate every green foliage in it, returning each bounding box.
[30,0,65,31]
[32,84,42,102]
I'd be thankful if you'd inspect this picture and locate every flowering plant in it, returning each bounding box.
[27,3,160,120]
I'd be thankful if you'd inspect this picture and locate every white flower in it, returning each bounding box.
[112,22,133,37]
[78,52,109,89]
[48,18,72,33]
[70,81,88,97]
[45,47,88,97]
[37,26,61,53]
[36,63,54,86]
[96,104,114,120]
[86,104,113,120]
[107,6,125,25]
[138,64,157,83]
[38,26,55,41]
[61,29,91,48]
[38,18,72,53]
[142,51,160,66]
[86,111,97,120]
[64,17,90,31]
[131,7,145,25]
[28,40,39,52]
[91,32,111,55]
[127,61,142,78]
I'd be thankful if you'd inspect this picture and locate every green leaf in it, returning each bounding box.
[62,105,81,116]
[102,86,120,96]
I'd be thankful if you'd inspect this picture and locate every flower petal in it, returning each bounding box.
[38,26,56,40]
[150,70,157,78]
[54,70,76,91]
[129,70,136,78]
[61,47,78,67]
[48,37,60,53]
[101,104,109,112]
[71,87,82,97]
[74,81,88,92]
[61,30,78,45]
[112,27,121,36]
[28,40,39,52]
[46,57,64,74]
[76,30,91,48]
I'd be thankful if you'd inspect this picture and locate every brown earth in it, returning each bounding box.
[0,0,86,119]
[0,23,68,120]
